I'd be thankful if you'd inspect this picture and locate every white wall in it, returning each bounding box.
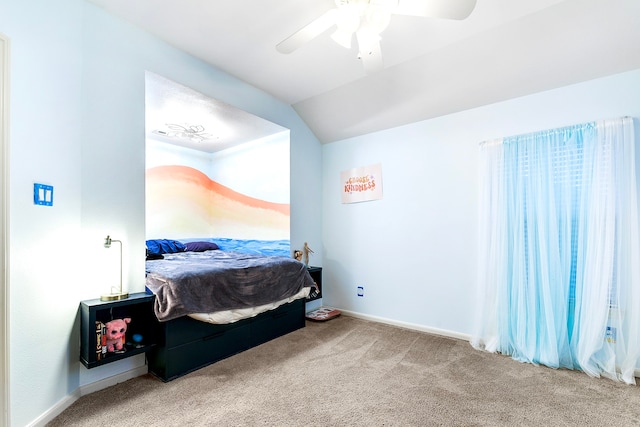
[1,1,323,425]
[322,69,640,337]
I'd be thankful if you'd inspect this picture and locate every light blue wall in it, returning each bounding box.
[322,69,640,336]
[1,1,322,425]
[1,1,85,426]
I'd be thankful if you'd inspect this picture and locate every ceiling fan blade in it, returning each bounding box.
[276,9,338,54]
[356,32,384,74]
[393,0,477,20]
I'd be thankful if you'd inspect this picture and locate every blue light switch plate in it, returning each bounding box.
[34,183,53,206]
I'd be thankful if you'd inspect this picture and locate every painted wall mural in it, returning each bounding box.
[145,73,291,256]
[146,164,290,241]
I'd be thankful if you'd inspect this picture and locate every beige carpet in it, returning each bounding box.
[48,315,640,426]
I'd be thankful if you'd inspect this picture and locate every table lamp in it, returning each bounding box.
[101,235,129,301]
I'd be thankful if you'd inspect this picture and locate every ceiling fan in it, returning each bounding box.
[276,0,477,74]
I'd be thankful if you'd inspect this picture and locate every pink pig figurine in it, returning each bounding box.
[104,318,131,352]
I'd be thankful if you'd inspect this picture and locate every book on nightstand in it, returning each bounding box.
[95,321,107,360]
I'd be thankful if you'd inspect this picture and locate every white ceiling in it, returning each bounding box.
[88,0,640,144]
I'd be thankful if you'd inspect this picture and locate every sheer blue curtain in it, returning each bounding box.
[472,117,640,384]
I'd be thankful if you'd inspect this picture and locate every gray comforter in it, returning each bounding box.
[145,250,315,321]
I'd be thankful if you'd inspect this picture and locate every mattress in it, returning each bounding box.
[188,286,310,324]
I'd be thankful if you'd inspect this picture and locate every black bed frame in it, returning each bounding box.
[146,298,306,381]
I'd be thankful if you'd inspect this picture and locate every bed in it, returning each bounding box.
[144,240,315,381]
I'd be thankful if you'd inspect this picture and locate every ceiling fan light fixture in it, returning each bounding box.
[277,0,477,74]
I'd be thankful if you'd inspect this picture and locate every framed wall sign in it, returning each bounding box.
[341,163,383,204]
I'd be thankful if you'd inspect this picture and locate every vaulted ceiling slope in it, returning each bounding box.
[88,0,640,144]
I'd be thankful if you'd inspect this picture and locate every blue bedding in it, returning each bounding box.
[176,237,290,257]
[145,250,314,321]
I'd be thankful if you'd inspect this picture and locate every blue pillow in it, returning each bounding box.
[146,239,186,255]
[185,241,219,252]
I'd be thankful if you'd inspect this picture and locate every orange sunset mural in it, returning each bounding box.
[146,165,290,241]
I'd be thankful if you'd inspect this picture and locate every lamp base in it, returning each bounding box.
[100,291,129,302]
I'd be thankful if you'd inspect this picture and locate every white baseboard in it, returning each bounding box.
[28,365,148,427]
[27,388,82,427]
[79,365,148,396]
[337,308,472,342]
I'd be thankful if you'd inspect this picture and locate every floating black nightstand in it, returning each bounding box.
[80,292,157,368]
[306,266,322,301]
